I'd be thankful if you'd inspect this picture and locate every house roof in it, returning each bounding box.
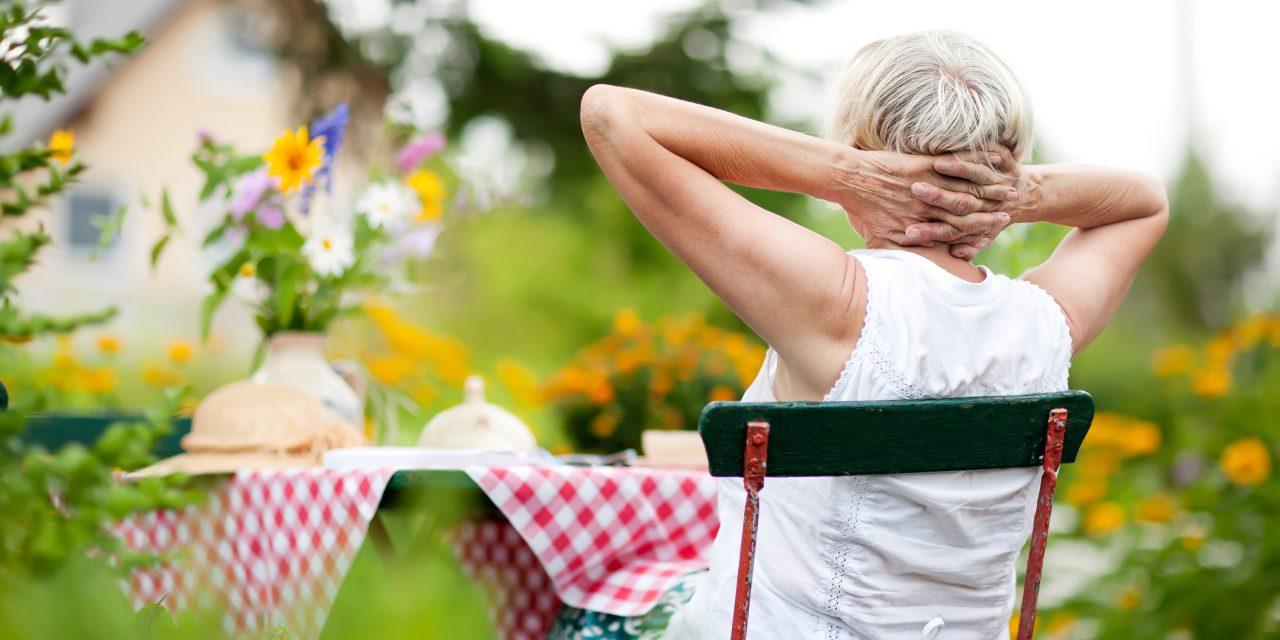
[4,0,188,150]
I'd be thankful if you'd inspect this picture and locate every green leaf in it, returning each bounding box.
[159,188,177,227]
[90,203,127,258]
[148,234,170,270]
[198,287,227,341]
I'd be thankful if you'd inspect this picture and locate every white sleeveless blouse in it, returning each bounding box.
[667,249,1072,640]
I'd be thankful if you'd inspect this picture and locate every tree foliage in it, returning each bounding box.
[0,1,198,587]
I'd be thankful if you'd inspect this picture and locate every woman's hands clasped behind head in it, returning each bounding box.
[835,146,1023,260]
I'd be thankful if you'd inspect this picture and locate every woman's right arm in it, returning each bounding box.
[1013,165,1168,354]
[914,162,1168,354]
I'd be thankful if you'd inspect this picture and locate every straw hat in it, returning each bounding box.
[417,375,537,452]
[133,380,366,477]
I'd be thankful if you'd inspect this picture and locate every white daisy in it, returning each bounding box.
[302,218,356,277]
[231,262,266,304]
[355,181,417,230]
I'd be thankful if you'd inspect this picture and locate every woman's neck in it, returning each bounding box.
[863,240,988,283]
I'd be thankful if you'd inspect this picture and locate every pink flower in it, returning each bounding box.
[256,203,286,230]
[395,133,446,174]
[230,169,275,220]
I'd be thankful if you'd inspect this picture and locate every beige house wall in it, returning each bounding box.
[16,0,294,359]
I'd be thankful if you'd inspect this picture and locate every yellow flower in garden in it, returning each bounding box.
[1150,344,1195,377]
[409,380,439,405]
[1120,419,1162,457]
[1082,502,1125,536]
[613,309,643,339]
[587,376,615,405]
[1180,533,1205,552]
[1191,366,1231,399]
[367,356,415,386]
[649,370,674,397]
[708,385,737,402]
[1204,334,1236,364]
[1219,437,1271,486]
[1078,449,1119,479]
[77,367,117,394]
[142,363,184,388]
[263,125,325,193]
[1065,479,1107,507]
[1236,314,1270,345]
[96,334,122,356]
[497,359,542,407]
[1116,585,1142,611]
[406,169,447,221]
[1046,613,1077,636]
[1136,493,1178,524]
[167,339,195,364]
[590,411,619,438]
[48,129,74,165]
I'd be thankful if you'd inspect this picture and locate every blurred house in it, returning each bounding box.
[10,0,294,351]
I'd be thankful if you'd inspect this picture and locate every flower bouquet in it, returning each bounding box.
[157,105,458,337]
[153,104,474,426]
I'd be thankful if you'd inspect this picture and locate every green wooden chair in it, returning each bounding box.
[699,391,1094,640]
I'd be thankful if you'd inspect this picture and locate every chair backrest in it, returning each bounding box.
[699,391,1094,477]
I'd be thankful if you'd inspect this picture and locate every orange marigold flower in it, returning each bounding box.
[708,385,737,403]
[1191,366,1231,399]
[1219,437,1271,486]
[1136,493,1178,523]
[1082,502,1125,536]
[590,411,620,438]
[1150,344,1195,377]
[1065,479,1107,507]
[613,308,643,339]
[1120,419,1162,457]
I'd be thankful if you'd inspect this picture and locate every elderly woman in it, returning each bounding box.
[575,31,1166,640]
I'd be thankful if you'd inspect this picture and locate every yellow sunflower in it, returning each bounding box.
[263,125,325,193]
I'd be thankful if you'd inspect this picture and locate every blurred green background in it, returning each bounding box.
[2,0,1278,638]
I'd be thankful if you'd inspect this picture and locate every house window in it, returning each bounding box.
[66,190,117,250]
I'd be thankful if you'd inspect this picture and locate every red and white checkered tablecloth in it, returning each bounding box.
[114,469,395,638]
[114,465,720,639]
[466,465,720,617]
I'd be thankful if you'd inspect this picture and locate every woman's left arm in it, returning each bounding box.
[580,85,1011,389]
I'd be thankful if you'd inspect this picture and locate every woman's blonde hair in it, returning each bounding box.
[828,31,1033,161]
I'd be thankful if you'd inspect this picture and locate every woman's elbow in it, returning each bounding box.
[1131,171,1169,239]
[580,84,628,141]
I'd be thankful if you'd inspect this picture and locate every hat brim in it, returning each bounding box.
[130,451,320,478]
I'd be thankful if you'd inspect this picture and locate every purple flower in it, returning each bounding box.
[230,169,274,220]
[256,203,286,230]
[223,225,247,248]
[384,224,442,261]
[395,133,446,174]
[197,127,219,147]
[298,104,350,216]
[311,103,349,163]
